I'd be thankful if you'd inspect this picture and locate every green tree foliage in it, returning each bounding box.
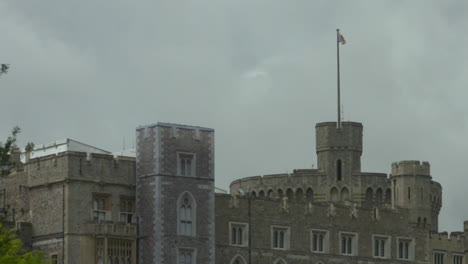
[0,64,9,76]
[0,223,47,264]
[0,127,34,177]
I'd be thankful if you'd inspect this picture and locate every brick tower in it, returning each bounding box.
[136,122,215,264]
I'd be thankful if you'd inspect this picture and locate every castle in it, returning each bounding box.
[0,121,466,264]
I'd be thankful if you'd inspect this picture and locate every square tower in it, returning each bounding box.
[136,122,215,264]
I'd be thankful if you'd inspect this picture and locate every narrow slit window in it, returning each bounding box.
[337,160,342,181]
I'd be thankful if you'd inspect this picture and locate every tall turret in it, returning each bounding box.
[391,160,441,232]
[315,122,363,183]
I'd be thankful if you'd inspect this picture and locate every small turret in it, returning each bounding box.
[391,160,440,232]
[315,122,362,182]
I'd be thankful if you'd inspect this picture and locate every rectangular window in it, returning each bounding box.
[340,232,358,256]
[92,195,110,222]
[229,222,249,247]
[453,255,463,264]
[119,198,135,224]
[178,152,195,177]
[311,229,329,253]
[178,248,196,264]
[271,226,290,250]
[96,239,104,264]
[397,237,414,260]
[50,254,58,264]
[108,239,133,264]
[372,235,390,258]
[434,252,445,264]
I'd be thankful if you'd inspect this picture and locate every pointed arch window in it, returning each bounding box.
[336,160,342,181]
[178,193,197,236]
[230,255,247,264]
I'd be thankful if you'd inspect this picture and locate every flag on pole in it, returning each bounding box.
[338,32,346,45]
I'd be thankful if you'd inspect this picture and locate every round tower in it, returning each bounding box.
[391,160,441,232]
[315,122,363,183]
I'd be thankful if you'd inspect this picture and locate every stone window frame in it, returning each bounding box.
[271,225,290,250]
[119,196,135,224]
[92,193,111,222]
[453,253,464,264]
[229,254,247,264]
[50,253,59,264]
[176,247,197,264]
[396,237,415,260]
[229,222,249,247]
[339,231,358,256]
[372,234,391,259]
[177,152,196,177]
[433,251,446,264]
[177,192,197,237]
[310,229,329,253]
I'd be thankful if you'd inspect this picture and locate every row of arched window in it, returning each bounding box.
[250,188,314,202]
[365,187,392,205]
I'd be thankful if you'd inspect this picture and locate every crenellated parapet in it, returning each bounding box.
[391,160,431,177]
[429,229,466,256]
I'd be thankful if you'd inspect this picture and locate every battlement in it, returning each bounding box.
[315,122,363,152]
[391,160,431,177]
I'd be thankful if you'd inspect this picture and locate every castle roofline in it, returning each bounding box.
[136,122,214,132]
[315,121,363,128]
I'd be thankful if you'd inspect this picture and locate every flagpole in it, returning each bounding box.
[336,29,341,130]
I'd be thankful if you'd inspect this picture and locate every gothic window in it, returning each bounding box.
[101,239,132,264]
[50,254,58,264]
[119,198,135,224]
[453,255,464,264]
[273,258,287,264]
[251,191,256,198]
[340,187,349,201]
[286,189,294,201]
[229,255,247,264]
[366,188,373,205]
[375,188,383,205]
[267,189,274,198]
[178,152,195,177]
[385,188,391,204]
[434,252,445,264]
[336,159,342,181]
[340,232,357,255]
[311,229,329,253]
[178,249,195,264]
[229,222,248,247]
[397,238,414,260]
[295,188,304,202]
[277,189,284,198]
[372,235,390,258]
[178,193,196,236]
[96,239,104,264]
[330,187,339,202]
[258,190,265,198]
[92,194,109,222]
[306,188,314,202]
[271,226,290,249]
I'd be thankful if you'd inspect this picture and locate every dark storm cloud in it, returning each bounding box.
[1,0,467,232]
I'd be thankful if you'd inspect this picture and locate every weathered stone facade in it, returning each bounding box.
[0,121,466,264]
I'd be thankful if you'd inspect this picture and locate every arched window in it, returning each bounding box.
[277,189,284,199]
[336,159,342,181]
[267,189,274,198]
[366,188,373,205]
[330,187,339,202]
[375,188,383,205]
[295,188,304,202]
[179,251,193,264]
[178,192,196,236]
[340,187,349,201]
[273,258,287,264]
[306,188,314,202]
[251,191,256,198]
[385,188,391,204]
[286,189,294,201]
[258,190,265,198]
[229,255,247,264]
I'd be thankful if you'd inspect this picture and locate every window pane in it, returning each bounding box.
[232,228,237,244]
[186,159,191,176]
[341,237,346,254]
[273,231,278,248]
[347,237,352,254]
[238,228,243,245]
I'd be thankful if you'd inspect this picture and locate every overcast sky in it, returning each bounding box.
[1,0,467,232]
